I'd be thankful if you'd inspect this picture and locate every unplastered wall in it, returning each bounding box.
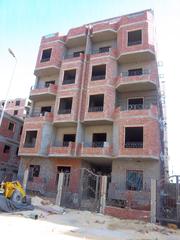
[84,125,113,145]
[54,126,77,144]
[112,159,160,190]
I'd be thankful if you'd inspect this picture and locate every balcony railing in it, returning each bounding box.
[58,109,72,114]
[49,141,75,156]
[81,142,112,156]
[23,142,36,148]
[125,142,143,148]
[40,57,51,63]
[62,79,75,85]
[32,83,56,90]
[128,104,143,110]
[64,52,84,59]
[120,69,150,77]
[92,142,105,148]
[88,106,104,112]
[92,48,110,54]
[91,75,106,81]
[127,40,142,46]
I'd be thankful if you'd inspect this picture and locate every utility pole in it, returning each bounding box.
[0,49,17,126]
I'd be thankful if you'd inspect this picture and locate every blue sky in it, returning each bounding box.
[0,0,180,174]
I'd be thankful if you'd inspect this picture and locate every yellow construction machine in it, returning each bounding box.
[0,181,26,203]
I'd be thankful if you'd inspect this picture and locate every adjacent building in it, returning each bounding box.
[0,98,31,119]
[18,9,168,196]
[0,110,23,181]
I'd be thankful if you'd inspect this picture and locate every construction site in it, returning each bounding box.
[0,6,180,240]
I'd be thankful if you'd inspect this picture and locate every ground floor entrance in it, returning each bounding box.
[60,168,102,212]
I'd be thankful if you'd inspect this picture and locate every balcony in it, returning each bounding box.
[63,52,84,62]
[92,22,117,42]
[30,84,57,101]
[49,142,75,157]
[113,105,158,120]
[81,142,112,157]
[25,111,53,123]
[66,26,87,47]
[90,48,117,59]
[115,71,157,92]
[34,38,62,77]
[53,110,77,126]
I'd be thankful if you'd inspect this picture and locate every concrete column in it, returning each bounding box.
[150,179,157,223]
[23,167,29,190]
[56,172,64,206]
[112,122,119,156]
[76,122,84,144]
[85,27,92,54]
[100,176,107,214]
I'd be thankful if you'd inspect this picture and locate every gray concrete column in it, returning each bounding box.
[150,179,157,223]
[100,176,107,214]
[112,122,119,156]
[56,172,64,206]
[85,26,92,54]
[23,167,29,190]
[76,122,84,144]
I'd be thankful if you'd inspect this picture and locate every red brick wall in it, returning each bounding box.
[19,122,42,155]
[105,206,150,221]
[0,118,15,138]
[0,142,9,162]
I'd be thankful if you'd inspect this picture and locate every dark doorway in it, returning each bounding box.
[63,134,76,146]
[92,133,107,147]
[41,106,51,115]
[125,127,143,148]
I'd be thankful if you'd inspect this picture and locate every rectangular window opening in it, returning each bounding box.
[62,69,76,85]
[8,122,14,131]
[128,98,143,110]
[28,165,40,182]
[45,80,55,87]
[128,30,142,46]
[126,170,143,191]
[3,145,10,153]
[14,110,18,116]
[41,48,52,62]
[88,94,104,112]
[91,65,106,81]
[125,127,143,148]
[15,100,20,106]
[92,133,107,147]
[63,134,76,146]
[40,106,52,116]
[24,130,37,148]
[58,97,73,114]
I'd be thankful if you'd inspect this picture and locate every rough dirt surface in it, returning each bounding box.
[0,196,180,240]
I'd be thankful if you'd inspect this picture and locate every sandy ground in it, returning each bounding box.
[0,196,180,240]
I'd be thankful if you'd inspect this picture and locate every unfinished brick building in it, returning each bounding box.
[0,110,23,181]
[18,9,168,196]
[0,98,31,119]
